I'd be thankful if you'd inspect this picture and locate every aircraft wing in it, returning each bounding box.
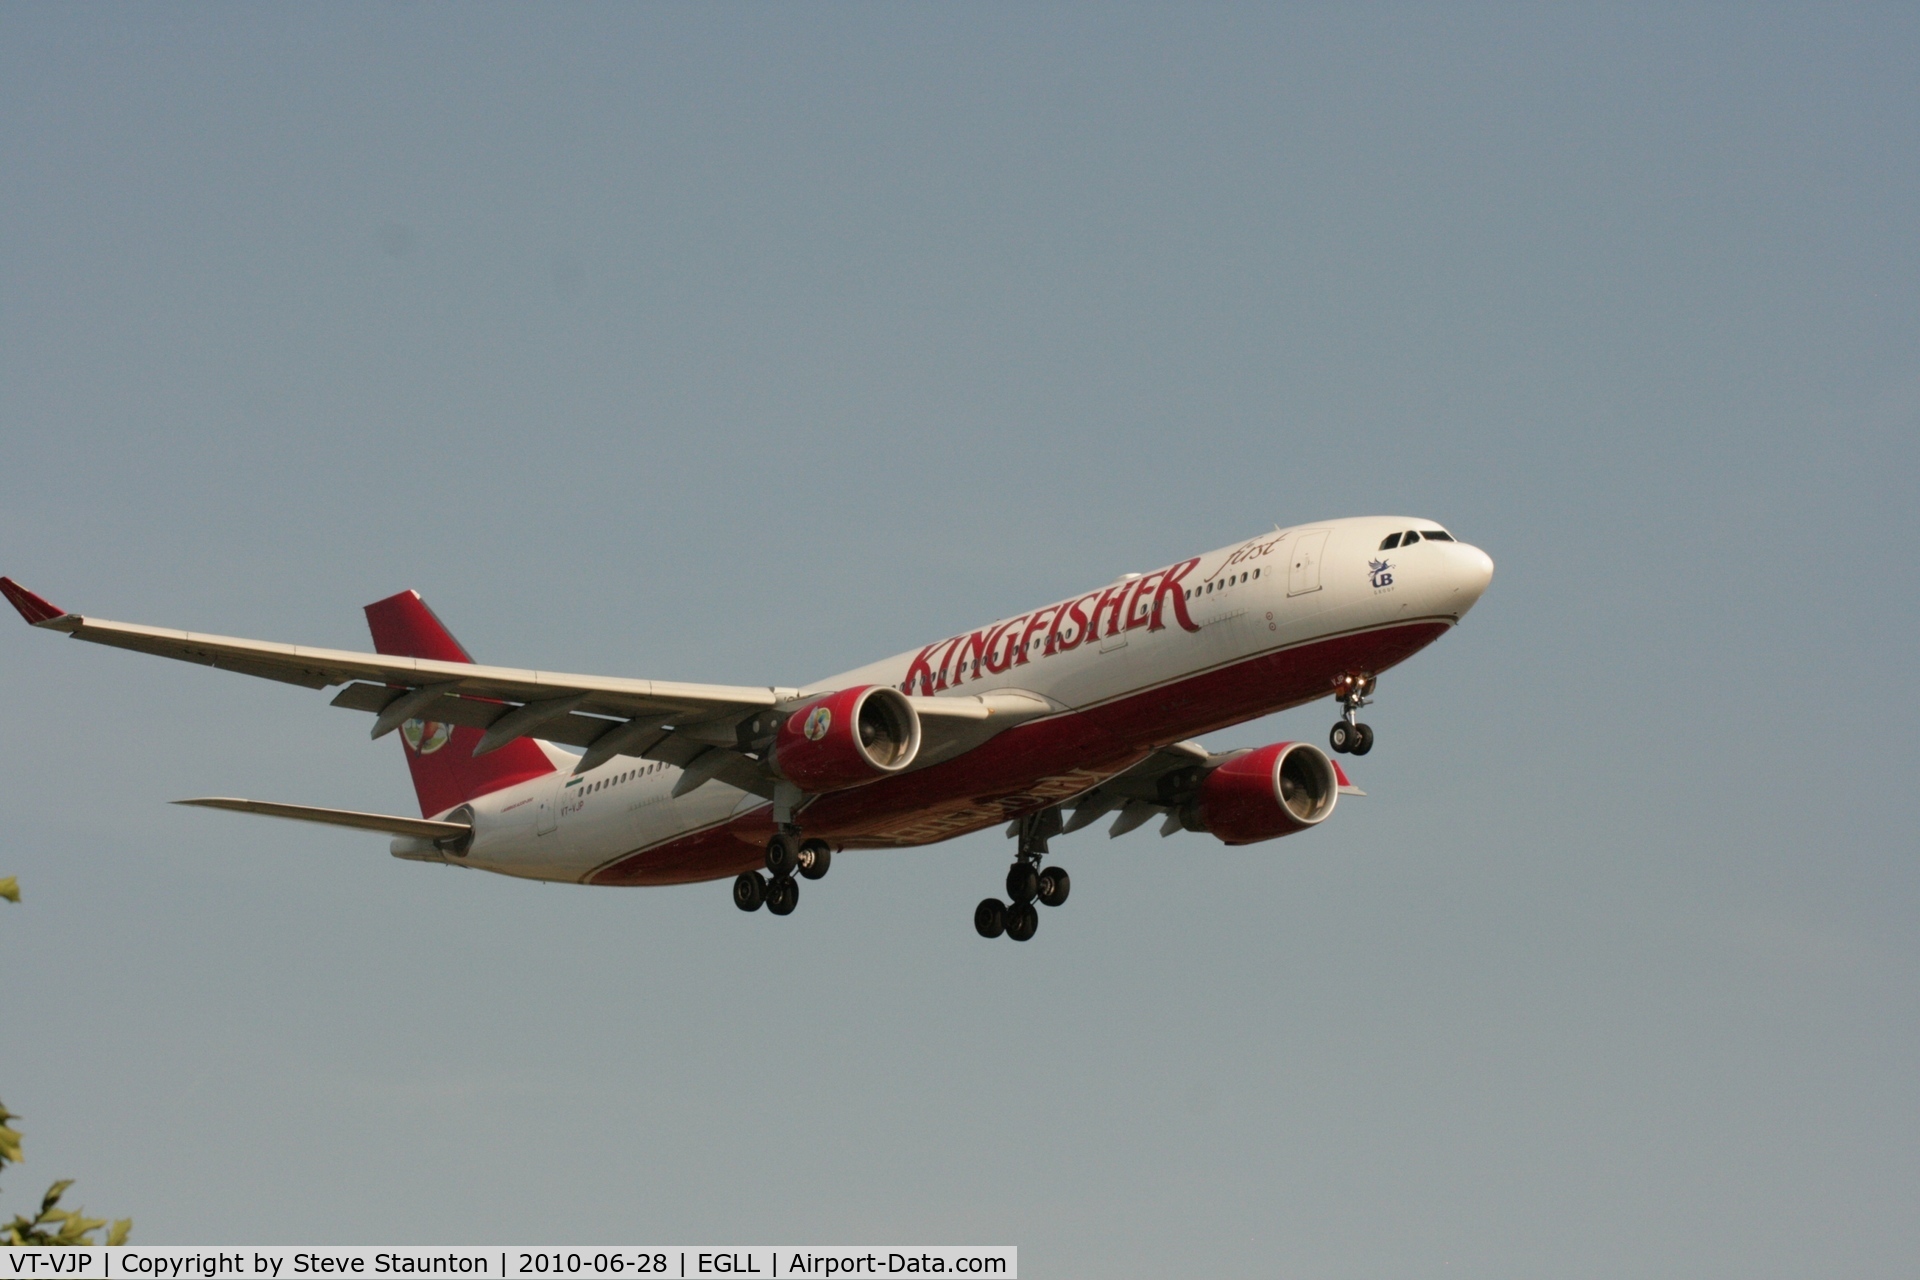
[0,577,793,763]
[0,578,1041,783]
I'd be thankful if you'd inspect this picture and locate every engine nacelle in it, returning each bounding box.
[1190,741,1339,845]
[770,685,922,793]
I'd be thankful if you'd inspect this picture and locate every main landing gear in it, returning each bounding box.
[734,828,833,917]
[1328,672,1377,756]
[976,810,1071,942]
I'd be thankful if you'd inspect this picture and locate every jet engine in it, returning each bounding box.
[1186,741,1339,845]
[770,685,922,793]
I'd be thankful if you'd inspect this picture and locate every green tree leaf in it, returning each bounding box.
[0,1104,22,1170]
[1,880,132,1245]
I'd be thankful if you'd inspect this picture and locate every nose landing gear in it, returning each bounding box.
[976,810,1070,941]
[1329,672,1376,756]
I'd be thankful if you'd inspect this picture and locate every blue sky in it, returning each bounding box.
[2,6,1916,1275]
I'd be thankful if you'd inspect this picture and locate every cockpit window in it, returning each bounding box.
[1402,530,1421,545]
[1378,532,1402,550]
[1421,530,1454,541]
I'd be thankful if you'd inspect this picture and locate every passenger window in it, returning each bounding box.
[1422,530,1453,541]
[1403,531,1421,544]
[1252,568,1260,578]
[1379,532,1401,550]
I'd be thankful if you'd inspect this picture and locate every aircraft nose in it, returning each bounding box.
[1446,543,1495,616]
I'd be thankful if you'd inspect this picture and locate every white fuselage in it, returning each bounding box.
[422,516,1493,884]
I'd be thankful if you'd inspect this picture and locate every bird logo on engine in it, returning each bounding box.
[401,717,454,755]
[804,706,833,741]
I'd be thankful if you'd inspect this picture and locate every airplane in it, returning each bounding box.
[0,516,1492,941]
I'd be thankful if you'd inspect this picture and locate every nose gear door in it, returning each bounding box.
[1288,529,1329,596]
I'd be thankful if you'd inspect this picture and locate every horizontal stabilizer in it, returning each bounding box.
[173,797,470,840]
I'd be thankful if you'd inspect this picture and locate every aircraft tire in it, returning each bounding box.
[732,872,766,912]
[1037,866,1071,908]
[1006,862,1040,903]
[1349,724,1374,756]
[798,840,832,880]
[1005,901,1039,942]
[974,898,1008,939]
[766,875,799,916]
[1329,722,1353,753]
[766,833,799,877]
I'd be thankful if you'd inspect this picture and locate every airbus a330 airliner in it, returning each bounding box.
[2,516,1491,940]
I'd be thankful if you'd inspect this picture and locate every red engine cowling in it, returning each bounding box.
[1194,741,1340,845]
[770,685,922,793]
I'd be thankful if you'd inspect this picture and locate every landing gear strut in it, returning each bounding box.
[1329,672,1376,756]
[734,827,833,915]
[976,809,1071,941]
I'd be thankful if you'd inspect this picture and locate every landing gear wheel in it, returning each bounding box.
[974,898,1008,938]
[1349,723,1374,756]
[796,839,832,880]
[732,872,767,912]
[1037,866,1071,908]
[765,875,799,916]
[765,832,799,878]
[1329,722,1355,753]
[1006,862,1040,903]
[1005,901,1039,941]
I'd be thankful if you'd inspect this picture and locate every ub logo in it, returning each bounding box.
[1368,559,1394,589]
[803,706,833,741]
[401,717,454,755]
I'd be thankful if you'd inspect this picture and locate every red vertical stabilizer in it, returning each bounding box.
[364,590,557,817]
